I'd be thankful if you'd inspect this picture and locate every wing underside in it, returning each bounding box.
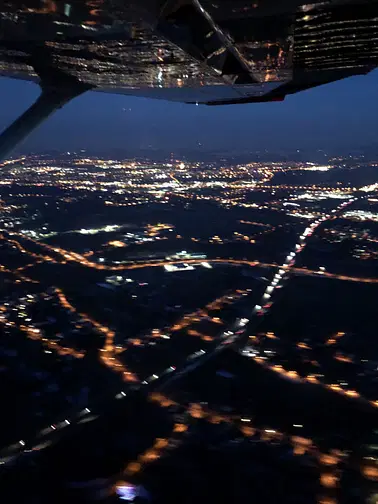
[0,0,377,105]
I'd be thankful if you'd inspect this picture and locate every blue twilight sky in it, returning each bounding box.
[0,70,377,155]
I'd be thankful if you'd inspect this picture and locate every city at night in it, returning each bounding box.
[0,1,378,504]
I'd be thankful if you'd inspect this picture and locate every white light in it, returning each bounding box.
[19,440,25,446]
[293,424,303,428]
[201,261,212,269]
[116,483,138,501]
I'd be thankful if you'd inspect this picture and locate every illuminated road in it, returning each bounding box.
[1,194,377,470]
[113,391,347,500]
[0,194,375,287]
[244,348,378,410]
[2,230,377,285]
[0,289,249,466]
[238,195,378,410]
[0,317,245,466]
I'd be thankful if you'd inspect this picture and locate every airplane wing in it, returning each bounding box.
[0,0,377,160]
[0,0,377,105]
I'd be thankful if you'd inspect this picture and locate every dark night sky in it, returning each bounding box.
[0,70,377,155]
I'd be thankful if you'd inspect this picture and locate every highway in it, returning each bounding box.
[0,315,250,467]
[3,230,378,285]
[0,194,373,466]
[0,193,376,288]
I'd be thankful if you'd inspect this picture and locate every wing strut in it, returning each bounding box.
[0,82,89,161]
